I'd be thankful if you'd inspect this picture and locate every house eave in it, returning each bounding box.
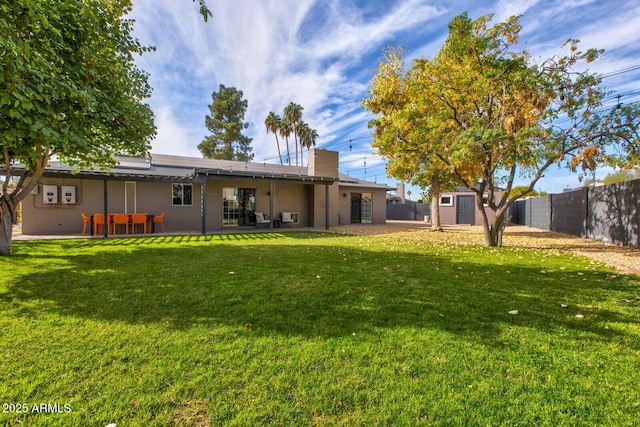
[339,182,396,191]
[195,168,339,185]
[39,167,200,183]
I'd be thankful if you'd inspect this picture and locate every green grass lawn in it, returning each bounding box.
[1,232,639,426]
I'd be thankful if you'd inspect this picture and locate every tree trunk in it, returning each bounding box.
[479,204,507,247]
[275,135,283,165]
[483,224,502,247]
[430,177,443,232]
[1,157,46,256]
[0,197,15,256]
[285,136,291,165]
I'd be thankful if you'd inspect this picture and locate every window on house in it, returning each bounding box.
[439,195,453,206]
[482,195,489,206]
[172,184,193,206]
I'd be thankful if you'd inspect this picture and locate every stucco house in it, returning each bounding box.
[437,185,502,226]
[19,149,393,236]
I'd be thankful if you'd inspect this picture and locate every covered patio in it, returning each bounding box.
[18,149,364,237]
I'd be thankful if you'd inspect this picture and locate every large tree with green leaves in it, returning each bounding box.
[362,46,455,231]
[601,169,640,185]
[365,13,640,246]
[198,84,254,162]
[507,186,547,201]
[0,0,158,255]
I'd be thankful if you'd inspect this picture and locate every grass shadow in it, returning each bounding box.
[2,235,639,348]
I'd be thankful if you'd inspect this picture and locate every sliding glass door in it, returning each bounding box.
[350,192,372,224]
[222,187,256,226]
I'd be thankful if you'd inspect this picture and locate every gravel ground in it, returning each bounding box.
[330,220,640,276]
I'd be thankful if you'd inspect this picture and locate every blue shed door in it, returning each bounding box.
[456,195,475,224]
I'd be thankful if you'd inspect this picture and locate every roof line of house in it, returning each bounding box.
[5,152,395,190]
[196,168,337,184]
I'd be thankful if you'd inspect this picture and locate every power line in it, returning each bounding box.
[255,64,640,167]
[324,65,640,150]
[600,64,640,79]
[320,135,372,152]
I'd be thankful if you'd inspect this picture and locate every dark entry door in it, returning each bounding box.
[456,195,475,224]
[350,193,362,223]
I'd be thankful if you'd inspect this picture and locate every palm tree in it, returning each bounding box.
[305,127,318,164]
[278,118,292,166]
[295,121,318,166]
[284,102,303,166]
[295,121,309,166]
[298,122,318,166]
[264,112,283,164]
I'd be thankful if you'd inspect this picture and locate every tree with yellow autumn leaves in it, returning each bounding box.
[363,13,640,246]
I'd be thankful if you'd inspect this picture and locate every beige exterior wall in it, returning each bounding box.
[271,181,312,226]
[20,177,344,234]
[204,179,311,230]
[21,178,204,234]
[309,183,340,228]
[20,149,388,235]
[337,189,351,225]
[337,187,388,225]
[305,149,341,228]
[22,177,97,235]
[308,149,339,178]
[373,188,388,224]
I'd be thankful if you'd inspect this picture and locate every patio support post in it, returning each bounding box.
[201,181,206,235]
[325,184,330,230]
[269,179,275,231]
[102,179,108,238]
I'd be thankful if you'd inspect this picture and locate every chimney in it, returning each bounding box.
[308,149,339,178]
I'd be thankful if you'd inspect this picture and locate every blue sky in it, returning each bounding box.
[129,0,640,198]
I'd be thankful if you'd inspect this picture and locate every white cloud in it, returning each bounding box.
[129,0,640,193]
[130,0,448,163]
[494,0,542,22]
[302,0,445,60]
[572,7,640,54]
[151,107,203,157]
